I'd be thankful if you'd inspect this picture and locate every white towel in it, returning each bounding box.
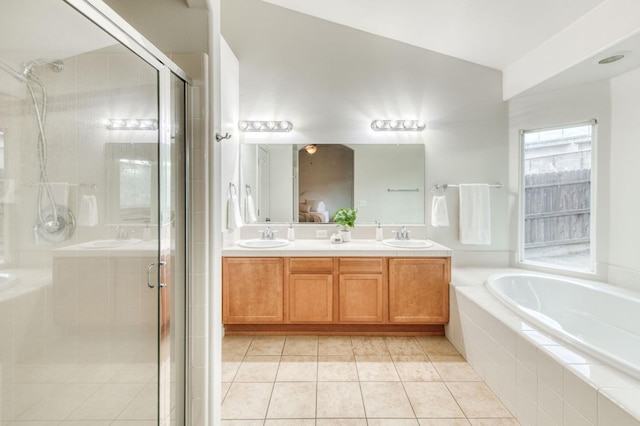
[78,195,99,227]
[227,189,243,230]
[245,193,258,223]
[431,195,449,227]
[459,184,491,245]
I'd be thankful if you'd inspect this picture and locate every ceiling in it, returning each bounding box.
[260,0,607,71]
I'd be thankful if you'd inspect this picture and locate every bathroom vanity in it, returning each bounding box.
[222,239,451,335]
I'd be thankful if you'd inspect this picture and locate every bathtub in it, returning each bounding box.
[487,272,640,381]
[449,268,640,426]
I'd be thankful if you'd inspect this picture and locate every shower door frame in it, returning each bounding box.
[62,0,191,424]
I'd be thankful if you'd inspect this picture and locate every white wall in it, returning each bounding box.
[220,37,240,231]
[609,67,640,291]
[508,80,612,280]
[222,0,510,261]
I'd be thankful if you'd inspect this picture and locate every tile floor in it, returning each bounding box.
[222,335,520,425]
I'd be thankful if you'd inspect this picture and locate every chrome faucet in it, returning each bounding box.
[393,226,410,240]
[115,226,130,240]
[260,226,276,240]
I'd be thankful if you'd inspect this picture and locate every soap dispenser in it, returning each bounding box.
[375,221,383,241]
[287,223,295,241]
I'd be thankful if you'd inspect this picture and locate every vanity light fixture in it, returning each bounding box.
[371,119,426,131]
[304,144,317,155]
[107,118,158,130]
[238,120,293,132]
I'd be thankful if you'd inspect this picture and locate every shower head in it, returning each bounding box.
[19,58,64,80]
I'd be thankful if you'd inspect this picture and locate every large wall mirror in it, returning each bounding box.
[240,143,425,224]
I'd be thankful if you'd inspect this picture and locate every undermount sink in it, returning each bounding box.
[382,239,434,249]
[79,239,143,249]
[238,238,290,249]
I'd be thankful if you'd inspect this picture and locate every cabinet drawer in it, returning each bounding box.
[339,258,383,273]
[289,257,333,273]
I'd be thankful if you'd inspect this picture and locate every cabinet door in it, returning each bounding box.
[339,274,384,322]
[388,258,450,323]
[289,274,333,323]
[222,257,284,323]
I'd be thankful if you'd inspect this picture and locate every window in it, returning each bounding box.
[520,121,595,272]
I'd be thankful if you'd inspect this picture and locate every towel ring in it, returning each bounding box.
[431,184,447,195]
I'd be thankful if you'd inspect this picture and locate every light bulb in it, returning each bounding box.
[238,121,248,130]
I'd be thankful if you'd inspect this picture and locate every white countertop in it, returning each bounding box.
[222,238,451,257]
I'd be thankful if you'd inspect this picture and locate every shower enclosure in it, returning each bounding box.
[0,0,188,424]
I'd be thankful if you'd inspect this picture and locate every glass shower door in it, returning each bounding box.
[0,1,186,424]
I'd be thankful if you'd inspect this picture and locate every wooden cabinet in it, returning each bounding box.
[222,255,450,332]
[288,258,333,323]
[222,257,284,323]
[388,258,450,324]
[338,258,385,323]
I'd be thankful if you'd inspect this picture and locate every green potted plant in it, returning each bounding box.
[333,208,357,242]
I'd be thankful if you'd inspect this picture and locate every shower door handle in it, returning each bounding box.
[147,261,167,288]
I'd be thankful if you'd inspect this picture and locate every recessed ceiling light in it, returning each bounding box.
[598,54,625,65]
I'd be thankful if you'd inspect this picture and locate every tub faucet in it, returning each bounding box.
[260,226,276,240]
[393,226,410,240]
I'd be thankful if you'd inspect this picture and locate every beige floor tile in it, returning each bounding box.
[316,420,367,426]
[266,382,316,419]
[67,398,133,420]
[283,336,318,355]
[264,420,316,426]
[316,381,365,418]
[234,356,280,382]
[222,336,254,356]
[116,394,157,420]
[446,382,512,418]
[87,383,145,401]
[276,356,317,382]
[384,336,425,356]
[221,382,232,400]
[318,336,354,356]
[221,358,242,382]
[221,421,264,426]
[416,337,460,357]
[368,420,419,425]
[468,419,520,425]
[317,355,359,381]
[394,356,442,382]
[418,419,471,425]
[351,336,389,356]
[431,356,482,382]
[404,382,465,418]
[246,336,285,356]
[18,398,83,421]
[360,382,414,418]
[221,382,273,420]
[356,355,400,381]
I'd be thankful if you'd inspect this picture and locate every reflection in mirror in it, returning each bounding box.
[241,143,425,224]
[106,143,158,224]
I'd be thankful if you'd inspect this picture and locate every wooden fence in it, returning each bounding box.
[524,168,590,248]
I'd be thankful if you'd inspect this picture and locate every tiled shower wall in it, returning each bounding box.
[169,52,210,426]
